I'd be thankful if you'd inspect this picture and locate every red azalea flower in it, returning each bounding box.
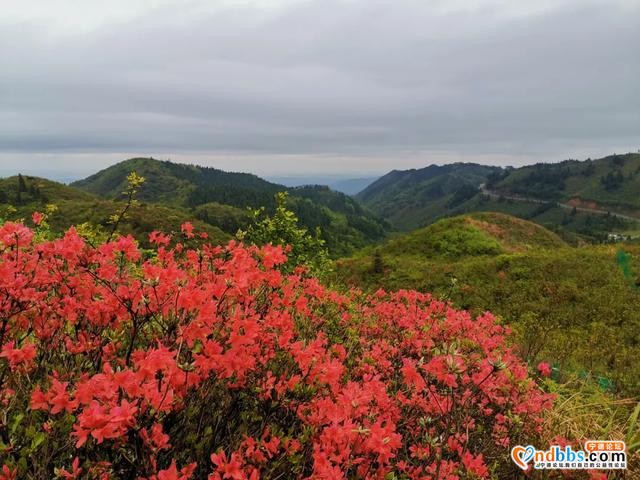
[537,361,552,377]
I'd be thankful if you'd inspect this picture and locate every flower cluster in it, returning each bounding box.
[0,221,553,479]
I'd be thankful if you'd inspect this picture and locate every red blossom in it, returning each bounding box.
[0,466,17,480]
[0,222,554,479]
[537,361,552,377]
[32,211,44,226]
[0,341,37,370]
[181,222,195,239]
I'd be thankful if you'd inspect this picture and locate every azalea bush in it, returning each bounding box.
[0,219,553,479]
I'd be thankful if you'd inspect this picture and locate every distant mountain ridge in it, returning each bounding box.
[71,158,389,255]
[266,176,379,195]
[488,153,640,212]
[356,153,640,239]
[72,158,280,206]
[356,163,501,230]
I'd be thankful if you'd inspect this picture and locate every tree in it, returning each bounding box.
[371,249,385,274]
[107,171,145,241]
[17,174,27,193]
[582,162,596,177]
[239,191,330,275]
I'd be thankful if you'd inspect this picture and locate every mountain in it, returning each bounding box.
[72,158,280,207]
[267,175,380,195]
[335,211,640,395]
[326,177,379,195]
[0,175,230,246]
[356,154,640,241]
[488,152,640,212]
[355,163,501,230]
[379,211,566,258]
[72,158,389,255]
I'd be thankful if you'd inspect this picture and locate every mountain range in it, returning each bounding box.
[355,152,640,241]
[1,158,389,255]
[2,152,640,253]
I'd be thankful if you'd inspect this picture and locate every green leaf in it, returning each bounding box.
[31,432,46,450]
[10,413,24,436]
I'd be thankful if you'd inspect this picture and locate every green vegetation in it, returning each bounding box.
[356,153,640,242]
[72,157,277,205]
[491,153,640,211]
[453,194,636,243]
[193,202,251,234]
[71,158,388,256]
[240,191,330,275]
[355,163,500,229]
[335,212,640,396]
[0,175,229,248]
[3,158,640,471]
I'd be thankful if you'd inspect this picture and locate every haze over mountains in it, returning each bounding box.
[266,176,379,196]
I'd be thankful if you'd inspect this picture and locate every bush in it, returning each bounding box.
[239,192,329,275]
[0,221,552,479]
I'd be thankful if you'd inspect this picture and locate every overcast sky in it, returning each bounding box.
[1,0,639,179]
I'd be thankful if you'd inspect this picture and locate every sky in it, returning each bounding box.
[1,0,639,180]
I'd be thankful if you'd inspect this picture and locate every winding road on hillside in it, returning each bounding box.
[478,184,640,222]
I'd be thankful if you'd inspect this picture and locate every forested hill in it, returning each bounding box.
[72,158,281,207]
[71,158,389,255]
[355,153,640,240]
[488,152,640,211]
[0,175,230,247]
[355,163,501,230]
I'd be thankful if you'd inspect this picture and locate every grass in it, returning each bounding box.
[335,213,640,397]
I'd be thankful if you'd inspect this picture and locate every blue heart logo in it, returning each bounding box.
[522,445,535,464]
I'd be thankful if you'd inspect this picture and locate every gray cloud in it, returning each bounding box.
[0,0,638,175]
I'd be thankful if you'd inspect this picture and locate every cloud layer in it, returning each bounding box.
[1,0,639,175]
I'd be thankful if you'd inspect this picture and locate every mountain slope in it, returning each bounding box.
[356,153,640,240]
[380,212,565,259]
[1,174,96,204]
[335,212,640,395]
[72,158,389,255]
[355,163,501,229]
[0,175,230,246]
[489,153,640,212]
[72,158,280,207]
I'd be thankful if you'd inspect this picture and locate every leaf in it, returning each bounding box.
[626,401,640,445]
[10,413,24,436]
[31,432,46,450]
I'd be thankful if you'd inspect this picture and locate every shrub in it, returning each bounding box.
[0,221,551,479]
[239,192,329,275]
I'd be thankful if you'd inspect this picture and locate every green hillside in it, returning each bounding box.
[355,163,500,229]
[0,175,230,247]
[0,174,96,204]
[490,152,640,212]
[72,157,280,207]
[335,212,640,395]
[356,153,640,241]
[441,193,636,244]
[71,158,389,256]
